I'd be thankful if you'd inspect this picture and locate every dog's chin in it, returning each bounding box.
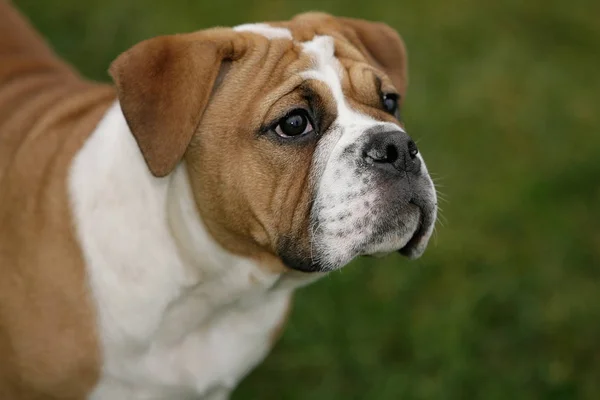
[365,231,426,260]
[361,205,434,261]
[360,224,420,260]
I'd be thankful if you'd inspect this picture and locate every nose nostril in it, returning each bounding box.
[407,140,419,159]
[362,130,418,172]
[386,144,399,164]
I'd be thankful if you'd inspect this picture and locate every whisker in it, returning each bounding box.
[436,213,448,227]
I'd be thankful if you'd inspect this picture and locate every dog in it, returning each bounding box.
[0,1,437,398]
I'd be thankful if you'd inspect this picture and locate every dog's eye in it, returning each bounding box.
[382,93,400,117]
[275,110,314,138]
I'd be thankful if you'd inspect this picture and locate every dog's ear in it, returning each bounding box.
[338,18,408,101]
[109,29,244,177]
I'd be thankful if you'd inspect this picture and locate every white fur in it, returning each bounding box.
[69,103,312,400]
[301,36,437,270]
[233,23,292,40]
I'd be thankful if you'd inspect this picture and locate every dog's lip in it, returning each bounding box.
[398,200,433,259]
[359,201,428,259]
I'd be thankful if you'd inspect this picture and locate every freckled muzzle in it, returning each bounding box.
[291,126,437,272]
[363,136,435,258]
[359,129,436,259]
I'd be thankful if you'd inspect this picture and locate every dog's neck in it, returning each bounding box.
[69,102,318,397]
[69,101,317,346]
[168,166,323,294]
[167,166,282,290]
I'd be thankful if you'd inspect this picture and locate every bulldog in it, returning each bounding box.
[0,1,437,399]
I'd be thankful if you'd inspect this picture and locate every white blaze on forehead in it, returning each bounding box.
[300,35,392,175]
[300,36,348,116]
[300,35,398,129]
[233,23,292,40]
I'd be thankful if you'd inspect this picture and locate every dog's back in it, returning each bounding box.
[0,0,113,179]
[0,1,115,398]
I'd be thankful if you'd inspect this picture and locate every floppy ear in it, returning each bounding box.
[338,18,408,101]
[109,29,243,177]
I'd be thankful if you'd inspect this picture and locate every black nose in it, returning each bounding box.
[362,130,420,174]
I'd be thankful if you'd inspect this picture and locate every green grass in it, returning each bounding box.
[13,0,600,398]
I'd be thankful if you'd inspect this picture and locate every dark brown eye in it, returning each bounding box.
[382,93,399,116]
[275,110,314,138]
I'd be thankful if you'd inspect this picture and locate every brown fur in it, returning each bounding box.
[110,29,249,177]
[0,1,407,397]
[0,1,115,398]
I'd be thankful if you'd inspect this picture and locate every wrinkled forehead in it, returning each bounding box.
[234,17,376,71]
[233,23,341,84]
[233,19,398,119]
[235,12,353,44]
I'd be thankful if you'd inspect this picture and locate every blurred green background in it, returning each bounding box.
[13,0,600,398]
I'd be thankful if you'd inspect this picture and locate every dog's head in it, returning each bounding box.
[109,12,437,273]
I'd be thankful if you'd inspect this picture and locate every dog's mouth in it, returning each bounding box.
[362,199,435,260]
[284,193,436,273]
[398,199,435,259]
[397,211,426,258]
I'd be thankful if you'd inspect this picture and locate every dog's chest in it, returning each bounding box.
[90,269,292,400]
[69,112,302,399]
